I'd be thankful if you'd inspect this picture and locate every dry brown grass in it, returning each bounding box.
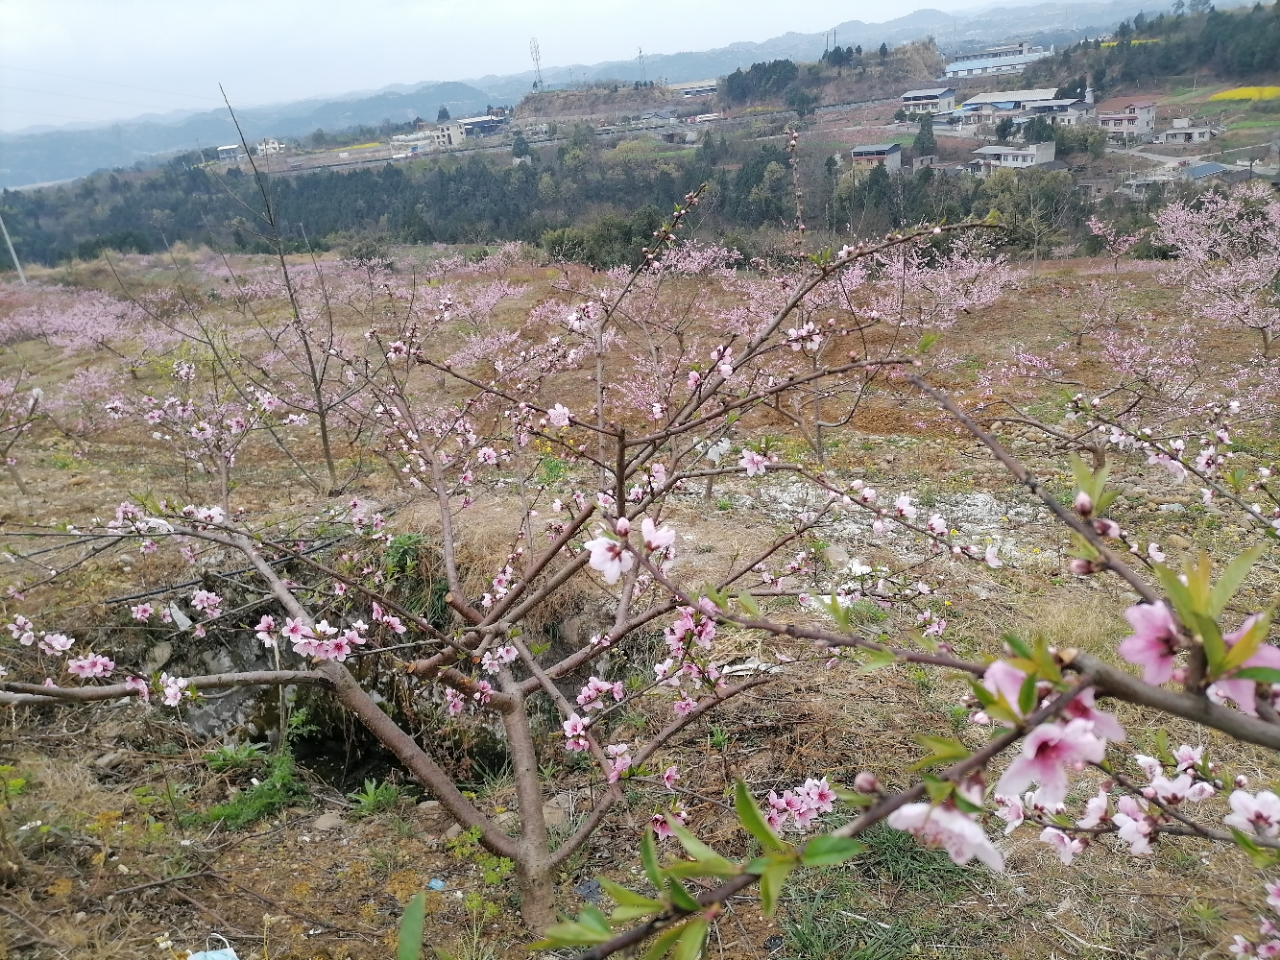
[3,251,1280,958]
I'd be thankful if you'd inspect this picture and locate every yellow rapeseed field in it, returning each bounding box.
[1210,85,1280,100]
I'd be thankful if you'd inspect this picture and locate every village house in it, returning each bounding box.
[255,138,285,156]
[1097,99,1157,141]
[954,89,1060,125]
[1161,117,1219,144]
[901,87,956,114]
[969,141,1056,176]
[1024,98,1094,126]
[849,143,902,173]
[216,145,246,162]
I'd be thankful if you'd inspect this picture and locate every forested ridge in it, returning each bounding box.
[0,124,1112,271]
[1024,3,1280,91]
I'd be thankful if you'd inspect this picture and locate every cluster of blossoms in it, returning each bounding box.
[254,614,369,662]
[997,744,1219,866]
[583,516,675,585]
[480,644,518,675]
[1118,601,1280,715]
[576,676,625,713]
[764,778,837,832]
[7,614,115,676]
[159,672,190,707]
[650,804,689,840]
[654,601,728,716]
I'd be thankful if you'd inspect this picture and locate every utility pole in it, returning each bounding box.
[0,212,27,286]
[638,47,646,84]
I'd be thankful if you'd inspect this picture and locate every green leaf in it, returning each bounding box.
[1186,609,1227,677]
[666,877,701,913]
[641,828,663,889]
[396,892,426,960]
[735,780,785,853]
[856,648,897,674]
[922,776,954,804]
[642,922,690,960]
[1069,453,1092,499]
[599,878,665,912]
[1222,610,1272,673]
[668,822,739,877]
[702,586,729,611]
[1153,729,1173,764]
[1229,826,1280,868]
[1001,633,1032,660]
[578,905,614,939]
[529,918,612,948]
[674,919,709,960]
[800,835,865,867]
[759,857,796,917]
[1232,667,1280,684]
[735,591,761,618]
[969,679,996,707]
[1017,672,1038,717]
[1210,544,1267,617]
[1153,565,1198,627]
[917,333,941,354]
[911,735,970,771]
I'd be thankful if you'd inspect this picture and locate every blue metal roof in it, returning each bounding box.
[1184,162,1228,179]
[945,52,1051,73]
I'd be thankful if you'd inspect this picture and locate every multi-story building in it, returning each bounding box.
[901,87,956,114]
[1097,99,1157,141]
[969,141,1056,176]
[849,143,902,173]
[955,89,1060,125]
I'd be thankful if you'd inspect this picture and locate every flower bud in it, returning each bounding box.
[615,518,630,537]
[1068,558,1095,576]
[1236,775,1249,788]
[1073,491,1094,516]
[1094,518,1120,538]
[854,772,879,793]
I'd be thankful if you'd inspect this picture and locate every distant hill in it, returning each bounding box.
[0,0,1206,188]
[472,0,1189,102]
[0,82,493,190]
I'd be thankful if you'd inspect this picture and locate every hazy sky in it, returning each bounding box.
[3,0,1011,133]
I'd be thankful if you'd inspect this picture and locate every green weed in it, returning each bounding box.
[348,778,400,817]
[191,752,307,830]
[203,741,270,772]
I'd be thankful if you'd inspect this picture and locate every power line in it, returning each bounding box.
[0,104,103,124]
[2,83,192,113]
[1,65,222,102]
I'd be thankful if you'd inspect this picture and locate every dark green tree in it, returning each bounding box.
[913,113,937,155]
[878,42,889,59]
[437,105,451,122]
[1022,116,1055,144]
[784,86,821,118]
